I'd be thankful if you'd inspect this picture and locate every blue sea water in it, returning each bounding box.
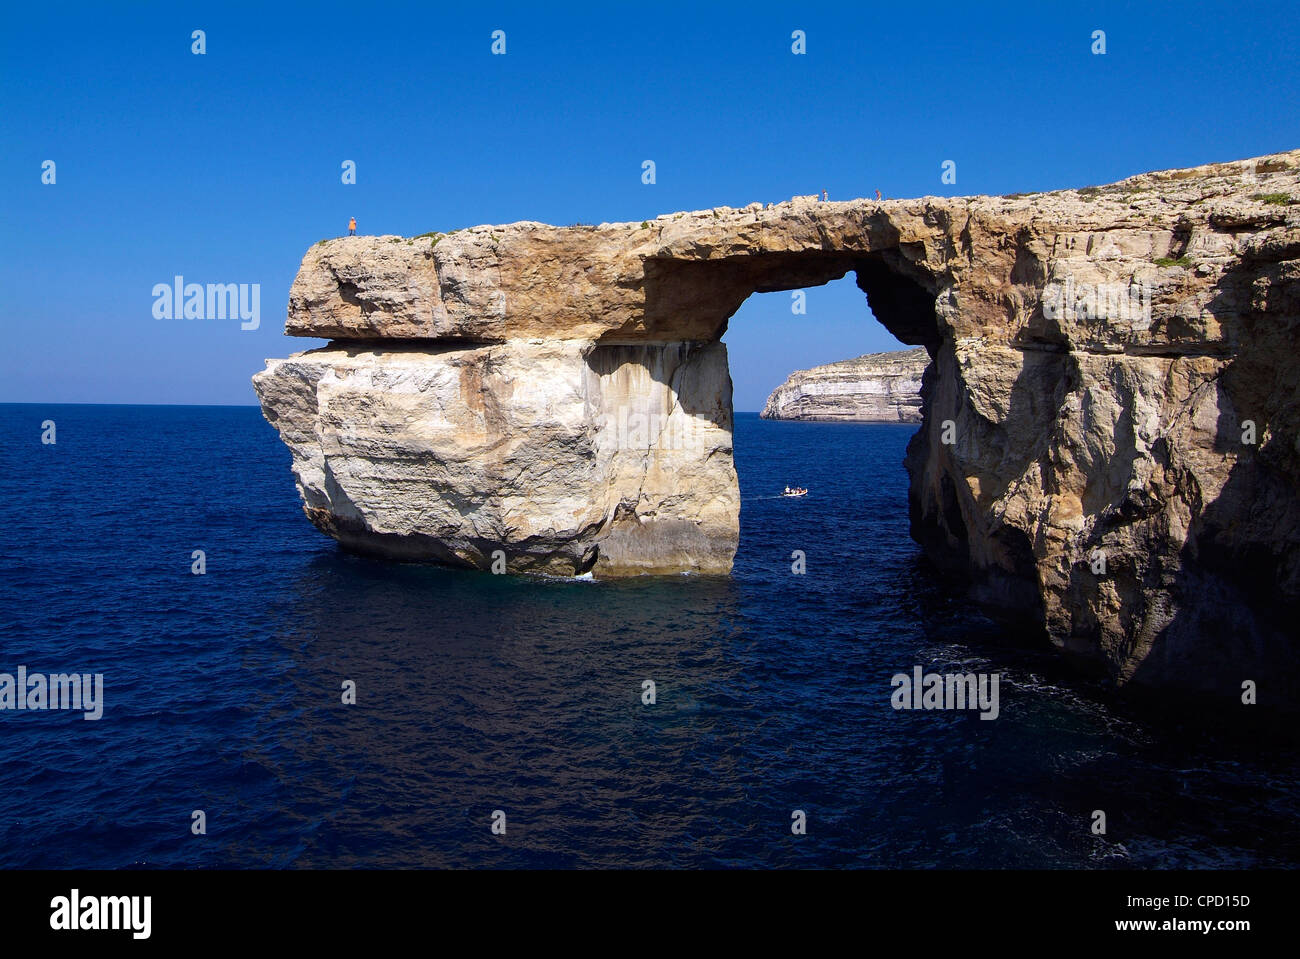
[1,404,1296,869]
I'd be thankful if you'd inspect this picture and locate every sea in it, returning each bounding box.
[1,404,1297,868]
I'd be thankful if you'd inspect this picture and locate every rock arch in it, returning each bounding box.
[255,154,1300,700]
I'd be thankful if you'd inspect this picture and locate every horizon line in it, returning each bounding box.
[0,400,784,413]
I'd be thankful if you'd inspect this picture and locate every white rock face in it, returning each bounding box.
[760,348,928,422]
[253,340,738,576]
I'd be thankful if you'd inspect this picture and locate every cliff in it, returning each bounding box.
[760,348,928,422]
[254,151,1300,703]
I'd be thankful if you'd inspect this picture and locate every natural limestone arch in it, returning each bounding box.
[256,154,1300,702]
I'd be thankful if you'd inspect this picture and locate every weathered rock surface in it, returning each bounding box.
[255,340,737,576]
[760,348,928,422]
[256,150,1300,703]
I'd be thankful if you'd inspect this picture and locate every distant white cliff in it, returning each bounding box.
[760,348,928,423]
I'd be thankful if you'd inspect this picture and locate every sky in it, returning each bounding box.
[2,1,1297,410]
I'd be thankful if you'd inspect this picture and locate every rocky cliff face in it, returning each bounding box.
[760,348,928,422]
[255,154,1300,702]
[255,339,737,576]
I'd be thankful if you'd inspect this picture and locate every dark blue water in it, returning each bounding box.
[1,405,1296,868]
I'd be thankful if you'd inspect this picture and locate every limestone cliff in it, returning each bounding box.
[255,340,736,576]
[255,151,1300,703]
[760,348,927,422]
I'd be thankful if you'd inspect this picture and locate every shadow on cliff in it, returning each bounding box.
[1029,246,1300,716]
[1123,259,1300,710]
[905,339,1064,653]
[582,341,728,422]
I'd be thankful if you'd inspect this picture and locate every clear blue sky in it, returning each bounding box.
[2,1,1296,409]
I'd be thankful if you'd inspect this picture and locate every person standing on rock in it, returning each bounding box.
[348,216,356,236]
[822,189,828,202]
[875,189,882,201]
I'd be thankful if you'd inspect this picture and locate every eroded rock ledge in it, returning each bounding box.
[761,348,928,422]
[255,152,1300,701]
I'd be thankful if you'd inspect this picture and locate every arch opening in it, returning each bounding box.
[719,268,940,588]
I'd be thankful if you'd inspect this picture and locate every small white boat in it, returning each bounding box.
[782,488,809,498]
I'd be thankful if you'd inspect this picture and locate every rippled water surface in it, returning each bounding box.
[2,405,1296,868]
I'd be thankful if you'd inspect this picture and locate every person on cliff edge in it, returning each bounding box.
[348,216,356,236]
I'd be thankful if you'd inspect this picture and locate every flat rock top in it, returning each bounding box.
[320,149,1300,251]
[285,149,1300,343]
